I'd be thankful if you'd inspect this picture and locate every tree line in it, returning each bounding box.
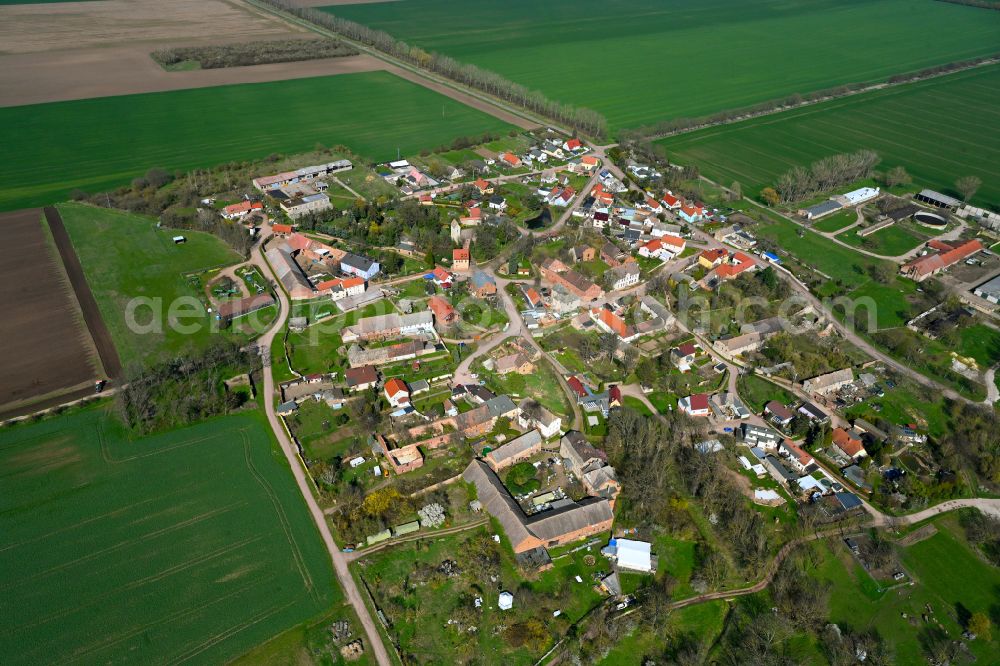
[258,0,609,138]
[888,53,999,83]
[151,38,357,70]
[934,0,1000,9]
[769,149,881,204]
[74,165,255,257]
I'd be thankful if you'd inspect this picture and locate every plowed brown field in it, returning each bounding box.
[0,208,116,418]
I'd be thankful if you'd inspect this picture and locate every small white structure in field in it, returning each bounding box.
[498,591,514,611]
[349,456,366,468]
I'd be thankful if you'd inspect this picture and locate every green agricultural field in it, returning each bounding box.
[0,71,512,210]
[660,65,1000,208]
[57,203,242,367]
[0,406,338,664]
[327,0,1000,131]
[837,224,926,257]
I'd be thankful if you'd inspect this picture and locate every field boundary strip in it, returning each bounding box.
[43,206,122,379]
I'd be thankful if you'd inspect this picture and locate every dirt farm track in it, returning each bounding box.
[0,209,120,420]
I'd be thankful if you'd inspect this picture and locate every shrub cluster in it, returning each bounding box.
[151,38,357,70]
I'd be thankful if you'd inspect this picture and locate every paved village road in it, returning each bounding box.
[685,222,972,405]
[452,272,523,386]
[254,227,392,666]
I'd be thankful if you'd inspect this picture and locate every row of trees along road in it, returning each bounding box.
[260,0,609,139]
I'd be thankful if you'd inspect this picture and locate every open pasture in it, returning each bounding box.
[0,407,338,664]
[660,65,1000,208]
[57,203,242,368]
[0,71,513,210]
[327,0,1000,131]
[0,208,102,417]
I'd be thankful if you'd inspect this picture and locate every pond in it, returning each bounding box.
[524,207,552,230]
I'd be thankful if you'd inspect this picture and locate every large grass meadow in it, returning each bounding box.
[326,0,1000,131]
[58,202,242,367]
[660,65,1000,208]
[0,406,338,664]
[0,71,512,210]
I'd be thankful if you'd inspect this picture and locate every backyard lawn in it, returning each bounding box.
[814,517,1000,664]
[738,373,795,413]
[481,357,572,416]
[356,524,606,664]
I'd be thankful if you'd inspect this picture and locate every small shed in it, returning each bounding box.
[498,591,514,610]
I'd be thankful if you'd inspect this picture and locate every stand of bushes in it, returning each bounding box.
[115,341,259,434]
[151,38,357,70]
